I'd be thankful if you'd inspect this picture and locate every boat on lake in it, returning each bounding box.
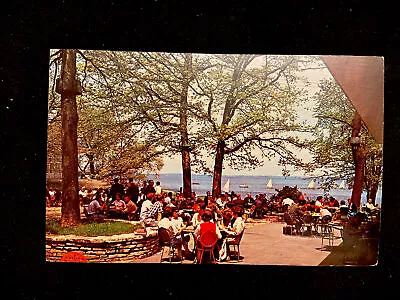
[266,179,273,189]
[338,180,346,189]
[307,179,315,189]
[223,179,230,193]
[239,177,248,188]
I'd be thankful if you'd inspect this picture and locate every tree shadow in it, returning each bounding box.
[318,237,379,266]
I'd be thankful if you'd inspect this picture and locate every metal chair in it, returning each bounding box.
[227,229,245,261]
[300,213,314,236]
[158,227,182,263]
[320,223,334,249]
[195,230,219,264]
[283,212,297,235]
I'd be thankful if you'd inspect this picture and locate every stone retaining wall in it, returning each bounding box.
[46,227,160,263]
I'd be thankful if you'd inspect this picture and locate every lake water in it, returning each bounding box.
[152,173,382,206]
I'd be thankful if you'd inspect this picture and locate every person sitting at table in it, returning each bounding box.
[221,206,233,227]
[217,206,245,261]
[191,203,205,228]
[216,194,228,209]
[314,196,323,212]
[171,208,191,254]
[86,193,106,218]
[121,193,138,220]
[365,199,375,214]
[231,194,246,208]
[287,202,305,234]
[194,210,222,262]
[107,192,126,218]
[282,197,294,213]
[111,192,126,209]
[319,206,333,223]
[158,208,185,260]
[328,196,340,208]
[140,192,164,226]
[206,203,219,222]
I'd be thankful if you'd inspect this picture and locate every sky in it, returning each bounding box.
[159,56,334,176]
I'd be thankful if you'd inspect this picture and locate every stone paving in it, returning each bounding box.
[138,221,343,265]
[46,208,377,265]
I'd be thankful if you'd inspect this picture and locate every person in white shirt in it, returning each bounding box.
[365,199,375,212]
[163,192,172,205]
[158,208,186,260]
[282,198,294,206]
[155,181,162,195]
[140,194,154,220]
[191,204,204,228]
[218,207,245,261]
[171,209,190,253]
[87,198,101,216]
[79,186,87,198]
[319,207,332,223]
[111,193,126,210]
[315,196,323,207]
[216,194,228,209]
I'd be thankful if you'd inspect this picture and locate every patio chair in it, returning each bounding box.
[195,230,219,264]
[338,207,349,222]
[320,223,334,249]
[158,227,182,263]
[283,212,297,235]
[300,213,314,236]
[227,229,245,261]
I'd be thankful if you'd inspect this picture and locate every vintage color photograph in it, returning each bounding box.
[46,50,383,265]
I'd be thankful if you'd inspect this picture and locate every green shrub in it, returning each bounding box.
[46,218,141,236]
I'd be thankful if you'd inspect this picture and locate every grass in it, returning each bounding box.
[46,218,142,236]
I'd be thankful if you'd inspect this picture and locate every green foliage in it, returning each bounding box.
[308,78,383,199]
[46,218,141,236]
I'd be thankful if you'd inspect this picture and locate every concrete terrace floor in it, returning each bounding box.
[139,221,347,266]
[46,207,377,266]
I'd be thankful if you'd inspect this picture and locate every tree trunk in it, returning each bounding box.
[212,140,226,198]
[59,49,81,227]
[180,54,192,198]
[87,154,95,174]
[350,112,366,209]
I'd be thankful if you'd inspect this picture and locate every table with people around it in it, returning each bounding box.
[48,177,381,264]
[280,194,381,256]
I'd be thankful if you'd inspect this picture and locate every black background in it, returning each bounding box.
[2,1,399,298]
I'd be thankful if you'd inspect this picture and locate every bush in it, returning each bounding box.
[46,218,141,236]
[271,185,302,202]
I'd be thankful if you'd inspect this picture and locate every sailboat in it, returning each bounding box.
[223,179,230,193]
[266,179,273,189]
[239,177,248,188]
[307,179,315,189]
[338,180,346,189]
[192,174,200,185]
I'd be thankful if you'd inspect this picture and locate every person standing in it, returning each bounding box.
[126,178,140,204]
[110,177,124,201]
[142,179,156,199]
[204,191,212,206]
[155,181,162,195]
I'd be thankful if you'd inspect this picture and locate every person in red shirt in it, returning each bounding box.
[194,210,222,263]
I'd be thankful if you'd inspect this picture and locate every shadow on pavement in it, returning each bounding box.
[319,237,379,266]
